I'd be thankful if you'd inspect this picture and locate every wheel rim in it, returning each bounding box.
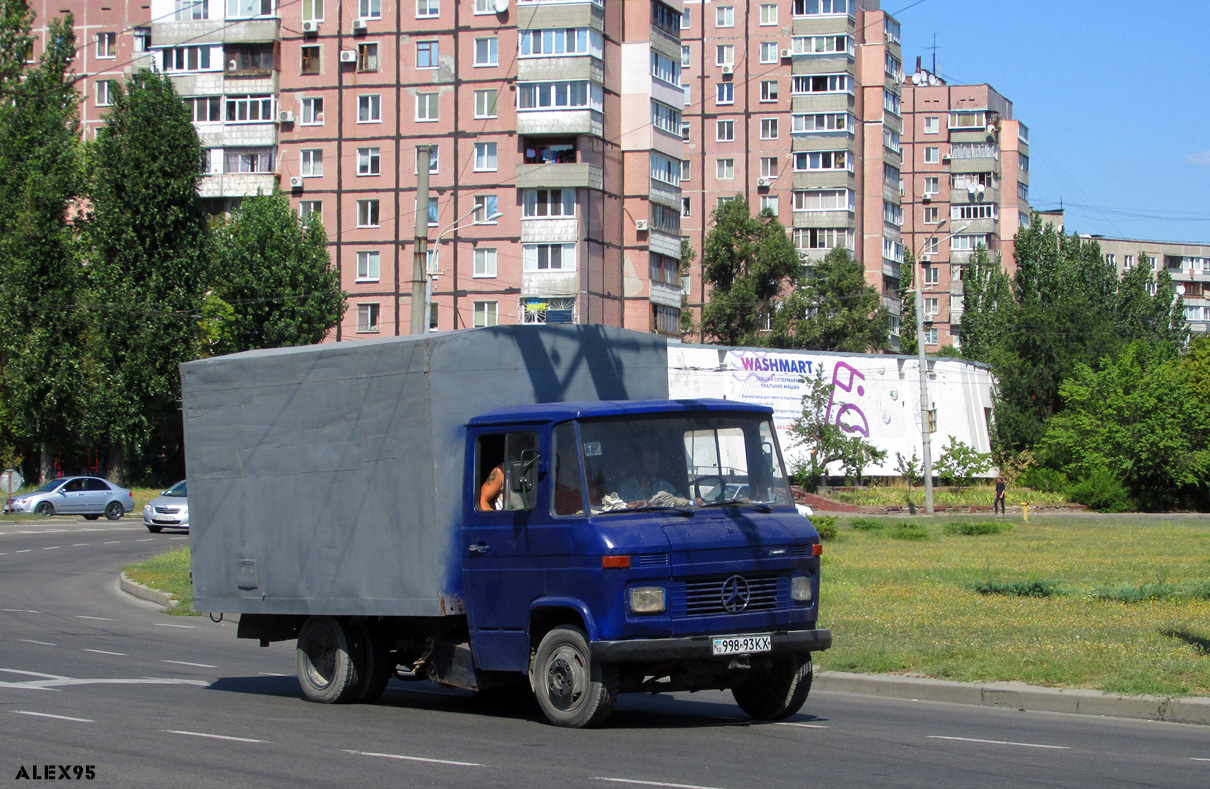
[36,503,51,516]
[106,503,121,518]
[545,644,587,711]
[303,629,337,689]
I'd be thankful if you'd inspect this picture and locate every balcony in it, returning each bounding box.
[516,162,603,190]
[517,109,604,138]
[152,17,280,48]
[198,172,275,199]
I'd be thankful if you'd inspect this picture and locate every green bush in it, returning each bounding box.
[1089,582,1210,603]
[974,579,1066,598]
[811,515,837,541]
[1018,466,1069,494]
[944,520,1013,536]
[849,516,884,532]
[885,522,929,541]
[1067,467,1134,512]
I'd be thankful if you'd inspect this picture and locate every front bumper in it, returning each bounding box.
[591,627,832,662]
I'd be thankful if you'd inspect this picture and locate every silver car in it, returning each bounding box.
[143,480,188,533]
[7,476,135,520]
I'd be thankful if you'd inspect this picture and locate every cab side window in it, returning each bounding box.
[475,431,538,512]
[552,423,584,516]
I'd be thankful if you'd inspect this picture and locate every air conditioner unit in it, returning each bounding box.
[941,153,951,162]
[340,50,357,63]
[720,64,733,75]
[757,177,773,187]
[351,18,367,30]
[289,176,304,189]
[278,110,294,123]
[781,49,793,59]
[920,254,932,262]
[986,123,997,134]
[301,21,318,33]
[634,219,649,231]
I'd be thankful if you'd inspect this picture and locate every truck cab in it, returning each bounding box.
[462,399,831,726]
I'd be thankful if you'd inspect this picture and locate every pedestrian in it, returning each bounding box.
[994,476,1006,515]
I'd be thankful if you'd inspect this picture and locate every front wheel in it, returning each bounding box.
[35,502,54,517]
[104,501,123,520]
[530,626,617,728]
[731,653,813,721]
[146,525,163,533]
[296,616,362,704]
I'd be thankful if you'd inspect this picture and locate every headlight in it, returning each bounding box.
[628,586,666,614]
[791,575,814,603]
[143,504,152,515]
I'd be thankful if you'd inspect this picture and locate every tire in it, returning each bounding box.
[530,626,618,728]
[104,501,123,520]
[146,525,163,533]
[354,624,394,703]
[296,616,362,704]
[84,514,100,521]
[731,653,813,721]
[34,502,54,517]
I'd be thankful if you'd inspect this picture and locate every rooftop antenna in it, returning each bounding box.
[929,33,939,75]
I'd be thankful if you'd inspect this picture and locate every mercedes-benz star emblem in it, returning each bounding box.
[720,575,751,613]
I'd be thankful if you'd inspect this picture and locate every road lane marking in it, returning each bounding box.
[928,735,1069,750]
[344,750,481,767]
[136,538,153,542]
[15,549,31,553]
[776,722,829,729]
[2,609,40,614]
[83,649,126,656]
[154,623,195,629]
[102,541,120,544]
[19,639,55,646]
[13,710,94,723]
[42,546,60,550]
[76,616,116,622]
[162,730,266,743]
[593,779,730,789]
[72,543,90,547]
[1192,758,1210,762]
[162,660,217,669]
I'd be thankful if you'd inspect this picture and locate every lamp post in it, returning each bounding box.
[423,208,502,331]
[410,145,435,335]
[914,219,968,515]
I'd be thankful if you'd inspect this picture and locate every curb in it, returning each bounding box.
[119,571,177,609]
[815,671,1210,726]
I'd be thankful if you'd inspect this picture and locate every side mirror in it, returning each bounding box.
[507,449,540,511]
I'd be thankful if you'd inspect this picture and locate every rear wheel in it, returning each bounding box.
[731,653,813,721]
[84,515,100,521]
[354,624,394,703]
[530,626,617,728]
[35,502,54,517]
[104,501,123,520]
[296,616,362,704]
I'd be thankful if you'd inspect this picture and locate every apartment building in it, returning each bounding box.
[900,64,1030,348]
[48,0,684,340]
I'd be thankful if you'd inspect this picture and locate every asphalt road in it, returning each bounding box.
[1,519,1208,788]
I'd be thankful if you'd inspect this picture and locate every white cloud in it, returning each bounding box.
[1187,150,1210,167]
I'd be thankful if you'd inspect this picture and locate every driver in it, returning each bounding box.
[616,448,682,507]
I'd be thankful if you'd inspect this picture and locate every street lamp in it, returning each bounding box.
[423,208,502,331]
[914,219,969,515]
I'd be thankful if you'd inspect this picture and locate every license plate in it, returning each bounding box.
[712,634,772,656]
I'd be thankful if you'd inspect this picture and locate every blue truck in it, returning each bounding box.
[183,325,830,727]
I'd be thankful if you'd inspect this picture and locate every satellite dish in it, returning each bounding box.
[494,0,509,12]
[911,73,921,85]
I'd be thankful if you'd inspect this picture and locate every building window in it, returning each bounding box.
[357,94,381,123]
[357,146,380,176]
[356,251,380,281]
[681,6,690,28]
[522,189,576,218]
[760,118,778,140]
[518,81,603,111]
[793,227,853,251]
[228,0,275,18]
[760,3,778,24]
[299,201,322,222]
[416,92,438,121]
[681,44,690,67]
[680,122,691,142]
[175,0,209,21]
[474,37,498,66]
[761,195,778,216]
[225,148,274,173]
[792,188,853,212]
[474,0,494,13]
[924,206,939,223]
[357,303,380,333]
[417,0,438,17]
[923,327,938,345]
[924,146,940,164]
[474,301,499,328]
[793,0,853,16]
[96,80,115,107]
[716,158,734,179]
[474,195,499,223]
[357,199,380,228]
[792,112,849,133]
[715,44,733,66]
[185,96,221,122]
[358,0,381,19]
[793,150,849,171]
[651,51,681,85]
[953,204,997,220]
[474,248,497,278]
[924,176,940,194]
[716,83,734,104]
[225,95,273,123]
[474,142,498,172]
[760,80,779,102]
[300,148,323,176]
[716,6,734,27]
[426,197,439,225]
[164,45,212,71]
[523,243,576,271]
[521,297,575,324]
[760,42,778,63]
[924,116,940,134]
[652,101,681,135]
[357,43,378,72]
[96,32,116,59]
[520,29,602,57]
[133,27,151,53]
[715,119,734,142]
[682,197,691,217]
[474,89,497,118]
[680,159,691,181]
[760,157,777,178]
[300,45,319,74]
[417,40,439,69]
[302,0,323,21]
[301,97,323,124]
[791,74,850,95]
[923,267,939,286]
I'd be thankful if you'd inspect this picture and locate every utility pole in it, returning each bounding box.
[410,145,434,335]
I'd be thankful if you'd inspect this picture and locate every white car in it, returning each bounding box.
[7,476,134,520]
[143,480,189,533]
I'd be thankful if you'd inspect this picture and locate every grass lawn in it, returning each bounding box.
[816,514,1210,697]
[123,546,194,615]
[821,483,1069,508]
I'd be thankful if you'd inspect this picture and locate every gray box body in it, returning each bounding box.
[183,325,670,617]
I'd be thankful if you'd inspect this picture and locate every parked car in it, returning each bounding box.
[143,480,188,533]
[6,476,135,520]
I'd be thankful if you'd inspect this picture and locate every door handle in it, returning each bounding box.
[469,542,489,555]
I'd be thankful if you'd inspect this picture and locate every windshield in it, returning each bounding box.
[569,413,794,515]
[34,479,66,493]
[164,480,187,497]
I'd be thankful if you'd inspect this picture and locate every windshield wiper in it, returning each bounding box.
[624,504,694,517]
[700,499,772,513]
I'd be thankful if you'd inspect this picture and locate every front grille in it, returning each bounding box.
[154,506,182,514]
[682,573,780,616]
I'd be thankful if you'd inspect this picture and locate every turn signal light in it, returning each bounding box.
[812,544,823,556]
[602,555,631,569]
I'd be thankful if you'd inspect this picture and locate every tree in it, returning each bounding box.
[699,197,802,347]
[0,13,84,479]
[934,437,992,486]
[81,68,209,480]
[955,246,1012,362]
[209,190,344,354]
[679,236,696,337]
[898,249,916,353]
[771,247,890,353]
[788,368,886,490]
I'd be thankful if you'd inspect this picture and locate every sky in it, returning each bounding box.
[890,0,1210,244]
